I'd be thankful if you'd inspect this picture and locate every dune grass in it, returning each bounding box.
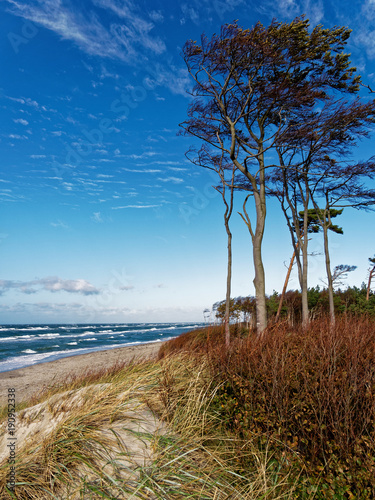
[0,359,163,499]
[0,350,297,499]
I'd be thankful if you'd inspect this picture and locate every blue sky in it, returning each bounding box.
[0,0,375,324]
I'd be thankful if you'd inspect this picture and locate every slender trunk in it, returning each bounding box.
[224,226,232,348]
[301,175,310,329]
[254,152,267,334]
[276,246,297,323]
[253,236,267,333]
[219,162,235,348]
[301,245,309,328]
[367,267,375,301]
[278,160,308,328]
[323,223,335,327]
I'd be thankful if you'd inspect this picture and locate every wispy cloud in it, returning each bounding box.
[258,0,324,25]
[125,152,159,159]
[157,176,184,183]
[4,0,166,63]
[149,10,164,23]
[6,95,39,108]
[8,133,28,139]
[92,211,103,222]
[0,276,100,295]
[122,168,162,173]
[13,118,29,125]
[93,0,166,54]
[111,204,160,209]
[355,0,375,59]
[50,220,69,229]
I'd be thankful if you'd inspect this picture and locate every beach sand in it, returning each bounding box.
[0,342,162,407]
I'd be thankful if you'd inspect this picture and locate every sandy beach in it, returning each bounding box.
[0,342,162,407]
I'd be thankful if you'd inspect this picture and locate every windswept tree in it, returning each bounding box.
[331,264,357,287]
[309,160,375,325]
[271,99,375,327]
[180,17,361,332]
[304,206,345,326]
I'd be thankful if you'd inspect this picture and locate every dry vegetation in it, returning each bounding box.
[160,316,375,498]
[1,316,374,498]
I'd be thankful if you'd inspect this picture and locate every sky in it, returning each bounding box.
[0,0,375,324]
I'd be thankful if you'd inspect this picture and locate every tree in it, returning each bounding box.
[308,158,375,326]
[180,17,361,333]
[331,264,357,287]
[367,255,375,301]
[271,100,375,327]
[213,298,241,324]
[190,146,236,347]
[275,209,324,323]
[305,207,344,326]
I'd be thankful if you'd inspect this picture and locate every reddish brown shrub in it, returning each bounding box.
[207,316,375,496]
[160,316,375,496]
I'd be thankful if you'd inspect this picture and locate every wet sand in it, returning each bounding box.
[0,342,162,407]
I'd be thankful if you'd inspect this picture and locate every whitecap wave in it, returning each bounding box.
[0,335,36,342]
[18,326,50,331]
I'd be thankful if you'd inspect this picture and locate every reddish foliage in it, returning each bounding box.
[160,316,375,496]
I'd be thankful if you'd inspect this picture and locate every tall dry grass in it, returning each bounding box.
[0,359,163,499]
[0,352,297,499]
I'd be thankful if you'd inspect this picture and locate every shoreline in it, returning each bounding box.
[0,341,162,407]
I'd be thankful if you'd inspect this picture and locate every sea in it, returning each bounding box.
[0,322,201,373]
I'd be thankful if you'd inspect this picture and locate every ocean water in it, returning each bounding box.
[0,323,201,373]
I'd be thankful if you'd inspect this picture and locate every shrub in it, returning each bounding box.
[207,316,375,498]
[161,316,375,498]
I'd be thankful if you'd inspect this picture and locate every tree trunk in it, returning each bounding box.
[253,236,267,333]
[301,251,309,328]
[301,226,309,328]
[219,162,235,349]
[301,175,310,329]
[237,182,267,334]
[323,223,335,327]
[367,267,375,301]
[224,228,232,348]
